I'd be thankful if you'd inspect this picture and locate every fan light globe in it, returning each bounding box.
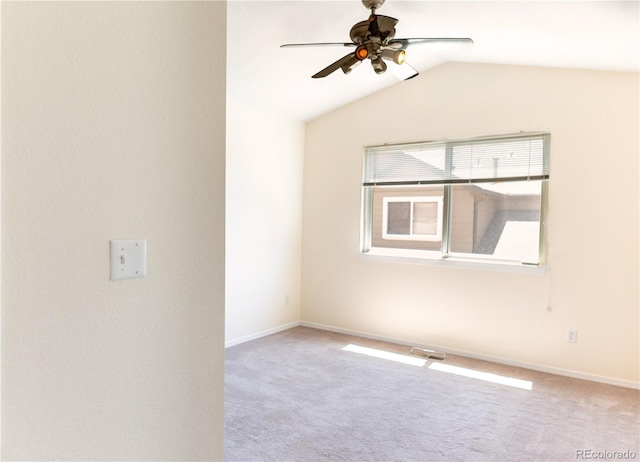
[355,45,369,60]
[381,49,406,65]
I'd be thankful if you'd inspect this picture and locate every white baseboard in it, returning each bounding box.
[300,321,640,390]
[225,321,302,348]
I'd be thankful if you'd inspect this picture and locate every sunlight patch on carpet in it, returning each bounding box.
[342,344,427,367]
[428,362,533,390]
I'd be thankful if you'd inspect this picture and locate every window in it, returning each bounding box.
[360,132,550,266]
[382,196,443,241]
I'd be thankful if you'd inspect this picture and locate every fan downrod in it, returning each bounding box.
[362,0,385,12]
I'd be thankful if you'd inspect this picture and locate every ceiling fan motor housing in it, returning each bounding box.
[351,15,397,44]
[350,20,371,44]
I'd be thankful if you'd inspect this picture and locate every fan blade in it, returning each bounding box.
[369,15,399,37]
[390,61,419,81]
[312,53,359,78]
[281,42,354,48]
[387,38,474,49]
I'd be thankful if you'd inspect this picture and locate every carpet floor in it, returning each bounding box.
[225,326,639,462]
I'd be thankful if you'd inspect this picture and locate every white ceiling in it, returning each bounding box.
[227,1,639,122]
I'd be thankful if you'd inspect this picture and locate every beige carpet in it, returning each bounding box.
[225,326,639,461]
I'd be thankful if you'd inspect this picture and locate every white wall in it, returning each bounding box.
[1,2,226,459]
[226,98,304,345]
[302,62,639,385]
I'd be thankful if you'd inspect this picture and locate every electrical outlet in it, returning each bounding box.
[566,328,578,343]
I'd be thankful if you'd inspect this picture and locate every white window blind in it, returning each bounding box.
[363,132,550,186]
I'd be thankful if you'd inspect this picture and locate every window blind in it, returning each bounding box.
[363,132,550,186]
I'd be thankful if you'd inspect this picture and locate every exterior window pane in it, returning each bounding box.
[449,181,542,263]
[387,202,411,235]
[413,202,438,236]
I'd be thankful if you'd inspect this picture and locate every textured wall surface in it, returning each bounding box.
[303,63,639,385]
[1,2,226,459]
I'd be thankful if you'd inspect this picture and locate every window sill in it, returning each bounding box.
[361,247,547,274]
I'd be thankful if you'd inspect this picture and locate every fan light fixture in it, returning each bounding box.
[372,58,387,74]
[355,45,369,60]
[381,49,406,65]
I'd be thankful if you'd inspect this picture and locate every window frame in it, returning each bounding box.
[360,132,550,268]
[382,196,444,242]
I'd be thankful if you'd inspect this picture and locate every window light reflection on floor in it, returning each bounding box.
[342,344,427,367]
[342,344,533,390]
[428,362,533,390]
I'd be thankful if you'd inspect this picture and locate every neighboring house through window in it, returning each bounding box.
[360,132,550,266]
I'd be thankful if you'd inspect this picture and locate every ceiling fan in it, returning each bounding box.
[281,0,473,81]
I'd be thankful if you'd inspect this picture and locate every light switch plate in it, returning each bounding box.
[110,239,146,280]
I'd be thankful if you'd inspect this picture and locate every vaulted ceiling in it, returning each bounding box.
[227,1,639,122]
